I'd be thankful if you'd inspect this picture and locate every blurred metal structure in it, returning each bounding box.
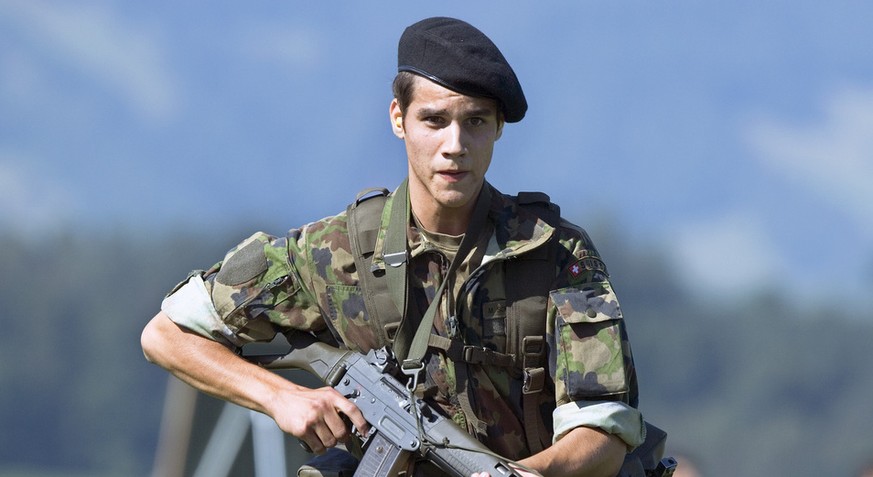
[150,376,289,477]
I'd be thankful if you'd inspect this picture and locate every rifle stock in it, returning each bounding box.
[248,332,523,477]
[247,332,352,387]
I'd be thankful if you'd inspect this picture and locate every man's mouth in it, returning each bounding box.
[437,170,468,182]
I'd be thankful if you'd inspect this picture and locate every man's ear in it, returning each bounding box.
[495,120,504,141]
[389,99,404,139]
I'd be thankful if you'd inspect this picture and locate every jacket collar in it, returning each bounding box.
[370,181,555,271]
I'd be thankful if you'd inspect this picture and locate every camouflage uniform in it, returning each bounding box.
[163,182,645,466]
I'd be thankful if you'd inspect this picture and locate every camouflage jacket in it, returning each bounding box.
[165,182,640,461]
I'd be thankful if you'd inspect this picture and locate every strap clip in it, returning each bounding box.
[522,367,546,394]
[400,360,425,392]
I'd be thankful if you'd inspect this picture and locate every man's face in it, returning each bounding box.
[391,76,503,216]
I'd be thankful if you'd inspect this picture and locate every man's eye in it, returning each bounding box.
[468,117,485,126]
[424,116,445,126]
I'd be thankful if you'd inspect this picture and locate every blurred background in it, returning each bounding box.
[1,1,872,476]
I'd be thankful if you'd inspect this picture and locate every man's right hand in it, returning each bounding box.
[266,384,370,454]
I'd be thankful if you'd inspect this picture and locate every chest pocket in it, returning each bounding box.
[551,284,629,399]
[325,285,381,352]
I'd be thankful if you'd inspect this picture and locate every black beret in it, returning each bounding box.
[398,17,527,123]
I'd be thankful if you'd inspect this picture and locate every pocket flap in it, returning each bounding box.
[550,285,623,324]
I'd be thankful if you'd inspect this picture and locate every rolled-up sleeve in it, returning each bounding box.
[162,274,246,348]
[553,400,645,449]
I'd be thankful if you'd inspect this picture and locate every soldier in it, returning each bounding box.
[141,17,646,477]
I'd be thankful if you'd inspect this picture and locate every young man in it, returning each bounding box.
[141,17,645,477]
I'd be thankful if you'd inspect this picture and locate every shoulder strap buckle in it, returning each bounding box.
[383,251,407,268]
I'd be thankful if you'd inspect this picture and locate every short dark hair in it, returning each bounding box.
[392,71,417,114]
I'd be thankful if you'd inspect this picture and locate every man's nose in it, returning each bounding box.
[441,122,467,158]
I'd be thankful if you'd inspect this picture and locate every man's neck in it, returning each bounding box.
[410,201,472,236]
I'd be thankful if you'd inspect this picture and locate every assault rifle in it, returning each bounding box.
[247,332,523,477]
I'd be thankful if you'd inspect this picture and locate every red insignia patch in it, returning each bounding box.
[566,256,607,281]
[568,261,584,278]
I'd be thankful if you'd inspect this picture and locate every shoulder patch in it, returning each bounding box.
[216,240,268,286]
[566,256,607,281]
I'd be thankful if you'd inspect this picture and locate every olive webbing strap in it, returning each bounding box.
[513,193,561,453]
[346,187,398,347]
[382,179,411,353]
[386,183,492,372]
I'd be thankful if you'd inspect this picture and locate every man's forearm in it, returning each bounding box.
[516,426,626,477]
[140,311,294,415]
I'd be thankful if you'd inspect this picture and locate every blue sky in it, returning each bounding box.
[1,1,871,311]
